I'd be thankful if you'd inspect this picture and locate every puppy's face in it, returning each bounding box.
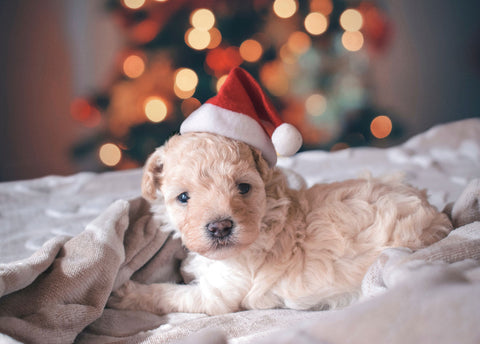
[142,133,269,260]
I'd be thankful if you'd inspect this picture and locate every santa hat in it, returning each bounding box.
[180,67,302,167]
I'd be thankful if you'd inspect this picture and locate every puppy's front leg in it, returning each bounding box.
[108,280,240,315]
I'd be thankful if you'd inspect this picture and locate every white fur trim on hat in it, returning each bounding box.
[180,103,278,167]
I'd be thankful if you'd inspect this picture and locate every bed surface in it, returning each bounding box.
[0,118,479,344]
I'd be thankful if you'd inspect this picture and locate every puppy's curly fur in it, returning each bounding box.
[109,132,452,315]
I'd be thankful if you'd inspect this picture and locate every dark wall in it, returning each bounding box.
[0,0,77,181]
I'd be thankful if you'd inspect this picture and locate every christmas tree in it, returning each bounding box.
[71,0,397,171]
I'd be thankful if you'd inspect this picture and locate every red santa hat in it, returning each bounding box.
[180,67,302,167]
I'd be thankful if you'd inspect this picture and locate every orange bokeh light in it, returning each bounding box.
[310,0,333,15]
[206,47,242,74]
[207,27,222,49]
[130,19,160,44]
[287,31,311,55]
[370,115,392,139]
[181,97,201,117]
[122,54,145,78]
[70,98,101,127]
[239,39,263,62]
[260,62,289,96]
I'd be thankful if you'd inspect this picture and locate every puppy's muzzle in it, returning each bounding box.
[206,219,234,239]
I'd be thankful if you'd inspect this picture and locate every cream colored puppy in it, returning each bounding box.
[108,132,452,315]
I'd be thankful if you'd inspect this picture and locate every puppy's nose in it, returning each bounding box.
[206,219,233,239]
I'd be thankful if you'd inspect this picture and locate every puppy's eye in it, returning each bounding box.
[177,192,190,204]
[237,183,251,195]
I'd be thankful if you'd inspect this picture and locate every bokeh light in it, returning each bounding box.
[185,28,211,50]
[99,143,122,167]
[144,97,167,122]
[181,97,201,117]
[239,39,263,62]
[273,0,297,19]
[207,27,222,49]
[130,19,160,44]
[287,31,311,55]
[305,94,327,116]
[70,98,92,122]
[122,0,145,10]
[370,115,392,139]
[175,68,199,92]
[70,98,101,127]
[216,74,228,92]
[174,85,195,99]
[279,44,296,64]
[260,62,289,96]
[304,12,328,35]
[341,31,364,51]
[205,47,242,74]
[340,9,364,32]
[122,54,145,78]
[310,0,333,15]
[190,9,215,30]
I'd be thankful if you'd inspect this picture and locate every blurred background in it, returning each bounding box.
[0,0,479,182]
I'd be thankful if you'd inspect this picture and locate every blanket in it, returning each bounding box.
[1,118,479,344]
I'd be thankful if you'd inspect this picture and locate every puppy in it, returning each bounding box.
[108,132,452,315]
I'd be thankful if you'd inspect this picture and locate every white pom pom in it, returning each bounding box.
[271,123,303,157]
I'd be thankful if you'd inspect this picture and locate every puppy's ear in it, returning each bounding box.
[141,148,164,201]
[250,147,271,182]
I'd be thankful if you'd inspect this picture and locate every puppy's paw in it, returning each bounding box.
[107,280,164,314]
[107,280,140,309]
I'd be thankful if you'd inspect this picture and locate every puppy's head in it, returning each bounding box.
[142,132,270,260]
